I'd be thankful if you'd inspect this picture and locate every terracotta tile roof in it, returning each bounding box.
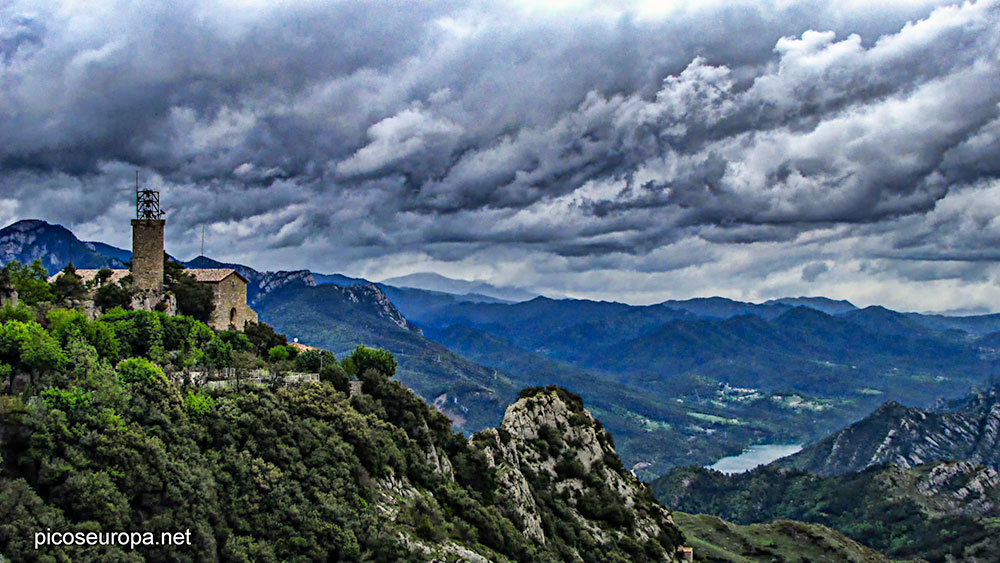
[47,268,130,284]
[185,268,248,283]
[288,341,320,352]
[48,268,249,285]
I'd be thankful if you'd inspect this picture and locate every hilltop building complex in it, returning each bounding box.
[54,182,257,330]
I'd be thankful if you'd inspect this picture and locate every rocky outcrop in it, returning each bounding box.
[474,386,684,559]
[778,385,1000,476]
[357,384,685,561]
[911,461,1000,517]
[251,269,315,303]
[341,283,420,332]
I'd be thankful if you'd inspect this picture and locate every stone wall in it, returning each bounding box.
[0,287,17,308]
[207,272,258,330]
[188,370,319,389]
[131,219,165,292]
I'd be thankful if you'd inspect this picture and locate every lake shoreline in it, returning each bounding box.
[707,444,803,475]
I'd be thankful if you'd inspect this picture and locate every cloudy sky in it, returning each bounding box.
[2,0,999,312]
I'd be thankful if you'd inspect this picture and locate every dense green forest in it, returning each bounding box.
[0,260,685,561]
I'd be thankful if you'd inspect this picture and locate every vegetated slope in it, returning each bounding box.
[0,221,519,434]
[252,280,518,432]
[671,512,895,563]
[775,383,1000,477]
[653,461,1000,563]
[0,332,690,562]
[589,306,986,403]
[406,296,993,406]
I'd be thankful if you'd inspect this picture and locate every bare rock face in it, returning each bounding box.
[252,269,315,303]
[131,290,177,317]
[474,386,683,558]
[779,384,1000,476]
[340,283,420,332]
[912,461,1000,517]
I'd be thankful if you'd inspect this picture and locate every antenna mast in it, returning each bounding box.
[135,172,164,220]
[201,225,206,267]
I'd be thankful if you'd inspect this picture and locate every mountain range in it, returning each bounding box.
[6,219,1000,479]
[379,272,539,303]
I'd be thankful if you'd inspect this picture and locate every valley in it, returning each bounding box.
[5,219,1000,480]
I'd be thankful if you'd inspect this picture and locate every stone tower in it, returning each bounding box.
[131,178,165,292]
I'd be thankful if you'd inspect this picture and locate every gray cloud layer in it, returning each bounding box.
[2,0,999,312]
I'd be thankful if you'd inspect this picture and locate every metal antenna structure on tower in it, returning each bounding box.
[135,172,164,220]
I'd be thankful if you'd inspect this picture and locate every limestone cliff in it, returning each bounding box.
[473,386,685,560]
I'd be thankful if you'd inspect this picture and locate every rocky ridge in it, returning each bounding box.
[473,386,684,558]
[0,219,126,272]
[777,384,1000,476]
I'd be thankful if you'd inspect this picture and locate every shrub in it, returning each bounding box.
[0,320,66,375]
[204,337,233,369]
[117,357,166,385]
[94,282,131,312]
[171,273,214,322]
[218,330,253,352]
[183,390,216,416]
[268,345,290,363]
[342,345,397,377]
[3,259,54,305]
[41,387,92,412]
[294,349,336,373]
[52,264,86,302]
[319,363,351,393]
[244,321,287,355]
[0,304,34,323]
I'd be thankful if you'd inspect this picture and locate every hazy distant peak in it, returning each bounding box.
[762,296,858,315]
[380,271,537,302]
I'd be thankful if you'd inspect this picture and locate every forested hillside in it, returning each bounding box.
[0,300,686,560]
[252,280,519,432]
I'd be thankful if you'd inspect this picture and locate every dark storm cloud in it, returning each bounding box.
[801,262,829,283]
[2,0,1000,310]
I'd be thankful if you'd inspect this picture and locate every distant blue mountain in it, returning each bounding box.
[8,218,1000,476]
[380,271,538,302]
[0,219,129,273]
[88,241,133,264]
[313,272,370,286]
[659,296,789,319]
[762,296,858,315]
